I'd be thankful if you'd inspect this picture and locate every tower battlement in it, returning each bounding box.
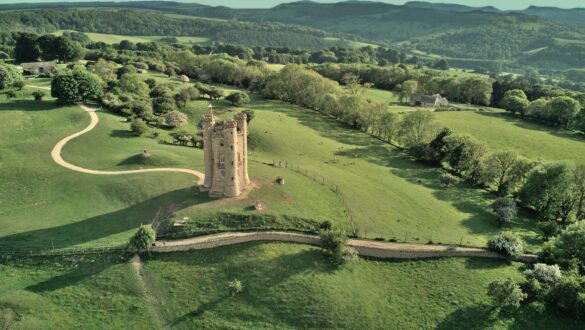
[202,112,250,197]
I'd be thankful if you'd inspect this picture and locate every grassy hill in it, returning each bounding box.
[1,242,581,329]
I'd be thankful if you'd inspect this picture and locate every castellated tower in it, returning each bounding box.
[201,112,250,197]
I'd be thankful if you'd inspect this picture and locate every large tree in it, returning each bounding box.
[0,63,23,90]
[14,33,40,63]
[51,69,104,103]
[549,96,581,129]
[520,161,577,224]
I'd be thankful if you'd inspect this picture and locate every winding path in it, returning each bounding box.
[51,105,205,185]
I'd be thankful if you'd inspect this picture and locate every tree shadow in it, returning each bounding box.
[0,189,214,250]
[109,129,136,138]
[474,111,585,143]
[0,100,63,112]
[435,304,502,330]
[25,255,126,293]
[169,294,231,327]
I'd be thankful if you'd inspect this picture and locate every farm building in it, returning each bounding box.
[412,94,449,107]
[20,60,58,74]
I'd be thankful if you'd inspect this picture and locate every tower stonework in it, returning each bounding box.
[201,112,250,197]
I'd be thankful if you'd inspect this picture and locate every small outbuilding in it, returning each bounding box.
[412,94,449,107]
[21,60,58,75]
[180,74,190,83]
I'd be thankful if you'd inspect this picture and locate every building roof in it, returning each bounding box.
[20,60,57,70]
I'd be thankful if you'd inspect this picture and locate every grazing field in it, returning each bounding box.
[2,243,578,329]
[141,243,576,329]
[54,30,209,45]
[435,111,585,164]
[361,88,401,104]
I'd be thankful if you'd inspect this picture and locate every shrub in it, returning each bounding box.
[545,275,585,319]
[130,118,149,136]
[319,220,332,230]
[487,232,524,258]
[492,197,518,228]
[164,111,189,127]
[439,172,459,187]
[128,225,156,253]
[32,90,46,101]
[487,278,527,310]
[539,222,585,271]
[228,279,244,296]
[524,263,562,285]
[341,246,359,262]
[226,91,251,106]
[13,80,25,90]
[6,91,17,99]
[319,228,348,263]
[540,221,560,241]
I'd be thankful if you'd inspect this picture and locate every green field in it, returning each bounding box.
[1,242,579,329]
[436,111,585,164]
[54,30,209,45]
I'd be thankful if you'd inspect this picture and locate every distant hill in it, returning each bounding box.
[404,1,500,13]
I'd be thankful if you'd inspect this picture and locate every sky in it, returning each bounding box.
[0,0,583,10]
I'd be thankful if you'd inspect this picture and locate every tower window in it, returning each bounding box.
[219,154,225,164]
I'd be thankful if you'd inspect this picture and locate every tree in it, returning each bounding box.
[130,118,149,136]
[226,91,250,106]
[164,111,189,127]
[574,165,585,221]
[319,228,348,263]
[520,161,577,224]
[443,134,487,181]
[117,73,150,97]
[527,98,551,120]
[38,35,82,62]
[487,232,524,258]
[400,110,438,148]
[500,89,529,115]
[425,127,452,165]
[492,197,518,228]
[480,150,520,194]
[342,73,365,95]
[549,96,581,129]
[0,63,23,90]
[545,275,585,318]
[14,33,40,63]
[89,59,117,82]
[207,87,224,100]
[32,90,46,101]
[540,222,585,271]
[153,95,176,115]
[164,67,176,77]
[487,279,527,310]
[128,225,156,253]
[51,69,104,103]
[400,80,418,103]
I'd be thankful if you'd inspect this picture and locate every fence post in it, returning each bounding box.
[404,232,408,242]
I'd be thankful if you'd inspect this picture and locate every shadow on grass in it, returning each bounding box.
[25,255,126,293]
[169,294,231,327]
[474,111,585,144]
[117,153,179,167]
[0,188,214,250]
[0,100,63,112]
[110,129,136,138]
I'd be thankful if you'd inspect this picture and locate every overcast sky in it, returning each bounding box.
[3,1,584,10]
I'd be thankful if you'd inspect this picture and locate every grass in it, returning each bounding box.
[435,111,585,164]
[54,30,209,45]
[140,242,578,329]
[361,88,400,104]
[6,243,579,329]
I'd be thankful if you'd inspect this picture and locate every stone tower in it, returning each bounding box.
[201,111,250,197]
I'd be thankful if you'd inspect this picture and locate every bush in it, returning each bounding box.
[545,275,585,319]
[487,232,524,258]
[226,91,251,106]
[164,111,189,127]
[6,91,17,99]
[492,197,517,228]
[524,263,562,285]
[439,172,459,187]
[32,90,46,101]
[319,228,348,263]
[130,118,149,136]
[341,246,359,262]
[487,278,527,310]
[540,221,560,241]
[539,222,585,271]
[13,80,25,90]
[319,220,332,230]
[228,279,244,296]
[128,225,156,253]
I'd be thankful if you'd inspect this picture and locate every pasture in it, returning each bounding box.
[1,243,579,329]
[54,30,209,45]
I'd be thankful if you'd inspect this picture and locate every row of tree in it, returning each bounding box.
[15,33,83,63]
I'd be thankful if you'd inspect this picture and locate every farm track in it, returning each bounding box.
[50,104,205,185]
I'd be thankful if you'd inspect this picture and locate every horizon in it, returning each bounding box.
[0,0,583,11]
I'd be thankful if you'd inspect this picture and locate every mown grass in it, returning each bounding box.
[435,111,585,164]
[140,242,579,329]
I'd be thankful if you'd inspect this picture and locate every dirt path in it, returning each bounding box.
[51,104,205,185]
[154,231,538,263]
[130,255,167,329]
